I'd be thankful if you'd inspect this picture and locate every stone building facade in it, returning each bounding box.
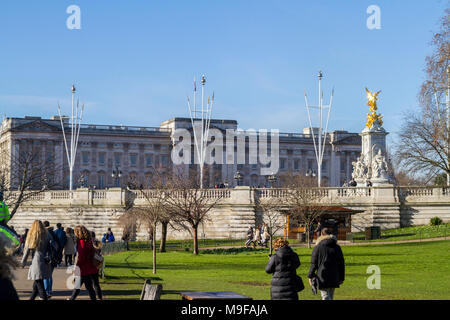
[0,116,362,189]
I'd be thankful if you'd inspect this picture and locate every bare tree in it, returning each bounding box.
[396,10,450,184]
[256,195,286,256]
[0,147,61,219]
[163,168,223,255]
[280,172,330,248]
[122,170,170,274]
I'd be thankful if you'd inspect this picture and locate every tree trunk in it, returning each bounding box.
[192,225,199,255]
[148,225,154,250]
[306,223,311,249]
[269,235,273,256]
[160,221,168,253]
[152,222,157,274]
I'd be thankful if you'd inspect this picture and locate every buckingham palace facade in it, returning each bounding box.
[0,116,361,189]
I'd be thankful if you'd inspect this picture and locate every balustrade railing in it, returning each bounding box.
[10,185,450,207]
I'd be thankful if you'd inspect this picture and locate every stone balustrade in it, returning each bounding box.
[8,185,450,239]
[10,185,450,207]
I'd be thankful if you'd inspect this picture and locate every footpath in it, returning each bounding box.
[13,263,92,300]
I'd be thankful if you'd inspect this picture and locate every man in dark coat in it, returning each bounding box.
[307,227,345,300]
[265,238,301,300]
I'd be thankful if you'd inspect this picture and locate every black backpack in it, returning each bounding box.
[45,233,61,267]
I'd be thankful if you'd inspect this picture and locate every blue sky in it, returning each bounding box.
[0,0,447,146]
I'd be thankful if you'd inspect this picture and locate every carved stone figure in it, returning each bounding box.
[371,150,388,179]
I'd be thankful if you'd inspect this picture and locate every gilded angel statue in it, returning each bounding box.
[365,88,383,128]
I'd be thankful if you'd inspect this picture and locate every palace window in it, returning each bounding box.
[146,155,153,167]
[99,153,105,165]
[130,154,137,166]
[82,153,89,165]
[115,153,122,166]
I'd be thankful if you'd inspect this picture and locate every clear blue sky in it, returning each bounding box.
[0,0,447,146]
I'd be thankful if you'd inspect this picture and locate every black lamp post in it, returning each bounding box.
[112,166,122,187]
[268,173,277,188]
[306,168,316,178]
[78,174,87,188]
[234,171,244,187]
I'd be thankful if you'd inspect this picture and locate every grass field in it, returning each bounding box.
[352,224,450,242]
[123,224,450,251]
[100,240,450,300]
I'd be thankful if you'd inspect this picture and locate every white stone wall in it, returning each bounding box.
[8,186,450,240]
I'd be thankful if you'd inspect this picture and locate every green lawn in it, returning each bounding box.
[100,240,450,300]
[125,224,450,251]
[352,223,450,242]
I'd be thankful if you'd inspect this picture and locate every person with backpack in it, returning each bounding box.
[42,221,59,298]
[307,227,345,300]
[21,220,52,300]
[68,225,98,300]
[265,238,303,300]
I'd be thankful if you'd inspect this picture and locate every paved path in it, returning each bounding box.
[200,237,449,250]
[337,236,449,246]
[13,263,95,300]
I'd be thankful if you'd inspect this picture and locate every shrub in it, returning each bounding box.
[430,217,443,226]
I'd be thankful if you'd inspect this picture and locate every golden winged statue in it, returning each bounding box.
[365,88,383,128]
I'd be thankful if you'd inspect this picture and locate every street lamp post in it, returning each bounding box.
[234,171,244,187]
[111,166,122,187]
[78,174,87,188]
[306,168,317,181]
[304,71,334,187]
[268,173,277,188]
[447,66,449,186]
[57,84,85,191]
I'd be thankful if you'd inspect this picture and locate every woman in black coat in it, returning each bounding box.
[265,238,301,300]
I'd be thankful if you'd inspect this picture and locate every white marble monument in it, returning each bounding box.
[352,89,392,186]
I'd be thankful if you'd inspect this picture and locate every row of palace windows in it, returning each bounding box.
[80,153,170,167]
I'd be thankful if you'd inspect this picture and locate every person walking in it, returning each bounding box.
[265,238,303,300]
[20,220,52,300]
[0,192,20,250]
[91,231,104,300]
[245,226,254,247]
[64,228,76,266]
[0,192,10,228]
[314,221,323,240]
[19,228,29,255]
[254,226,261,247]
[262,226,270,247]
[68,226,98,300]
[102,228,115,243]
[307,227,345,300]
[42,221,58,298]
[0,237,19,300]
[53,223,67,266]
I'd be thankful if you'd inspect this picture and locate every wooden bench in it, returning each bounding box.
[140,279,163,300]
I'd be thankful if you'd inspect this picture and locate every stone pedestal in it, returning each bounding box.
[352,120,392,186]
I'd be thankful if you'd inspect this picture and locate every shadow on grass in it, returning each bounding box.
[102,289,142,297]
[342,252,404,257]
[380,233,416,239]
